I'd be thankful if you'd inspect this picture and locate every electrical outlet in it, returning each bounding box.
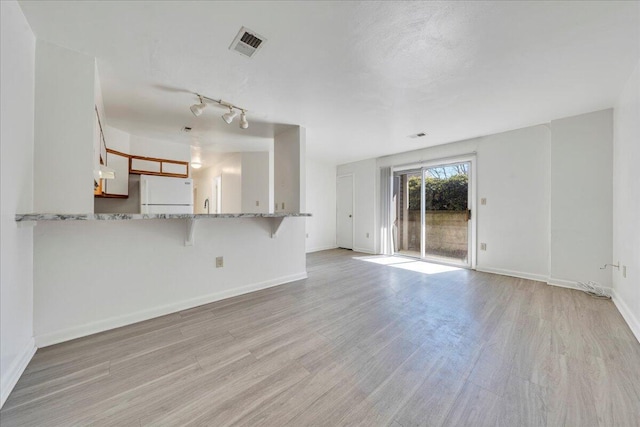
[623,265,627,278]
[216,256,224,268]
[481,198,487,205]
[480,243,487,251]
[256,200,259,206]
[366,232,370,238]
[282,202,285,210]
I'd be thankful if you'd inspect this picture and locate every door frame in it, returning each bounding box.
[336,173,355,250]
[391,154,477,269]
[214,175,222,214]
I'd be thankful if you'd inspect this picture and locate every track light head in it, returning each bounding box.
[190,94,248,129]
[190,96,206,117]
[222,107,237,124]
[239,110,248,129]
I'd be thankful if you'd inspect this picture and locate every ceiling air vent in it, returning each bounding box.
[229,27,266,58]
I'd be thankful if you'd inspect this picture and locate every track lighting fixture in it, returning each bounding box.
[222,107,237,124]
[190,96,206,117]
[189,93,249,129]
[239,110,248,129]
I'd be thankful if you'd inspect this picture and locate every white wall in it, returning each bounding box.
[33,218,307,346]
[103,125,130,153]
[129,134,191,164]
[34,40,95,214]
[373,125,551,278]
[241,152,270,213]
[337,158,377,253]
[613,60,640,341]
[274,127,306,213]
[343,110,613,287]
[0,0,36,408]
[476,126,551,279]
[549,110,613,288]
[306,157,337,253]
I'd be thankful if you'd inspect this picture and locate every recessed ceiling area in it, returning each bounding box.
[18,1,640,164]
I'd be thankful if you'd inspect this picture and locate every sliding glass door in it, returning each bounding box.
[393,161,472,267]
[393,170,422,258]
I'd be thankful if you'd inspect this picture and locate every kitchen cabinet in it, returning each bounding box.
[130,155,189,178]
[102,149,129,197]
[130,157,161,174]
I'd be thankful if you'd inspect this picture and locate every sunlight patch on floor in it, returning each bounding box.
[353,255,462,275]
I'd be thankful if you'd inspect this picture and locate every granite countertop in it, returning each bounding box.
[15,213,312,221]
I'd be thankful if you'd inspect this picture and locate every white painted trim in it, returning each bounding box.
[612,289,640,344]
[306,245,338,253]
[1,338,37,409]
[476,266,548,283]
[35,272,308,348]
[546,277,581,290]
[391,152,478,172]
[353,247,376,254]
[546,277,615,298]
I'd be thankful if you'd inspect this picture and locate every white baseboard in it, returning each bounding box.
[612,289,640,344]
[546,277,582,290]
[35,272,308,348]
[1,337,36,409]
[475,266,547,283]
[306,245,338,253]
[546,277,614,295]
[352,247,376,254]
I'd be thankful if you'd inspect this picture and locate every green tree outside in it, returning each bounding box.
[407,174,468,211]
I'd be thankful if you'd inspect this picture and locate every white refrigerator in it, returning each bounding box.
[140,175,194,214]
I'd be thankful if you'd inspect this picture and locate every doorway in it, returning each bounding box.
[336,174,354,249]
[393,160,473,267]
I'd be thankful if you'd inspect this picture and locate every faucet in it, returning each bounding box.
[204,198,210,214]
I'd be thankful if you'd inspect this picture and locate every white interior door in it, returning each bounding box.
[336,174,354,249]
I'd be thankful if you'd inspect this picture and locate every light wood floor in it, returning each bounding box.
[2,249,639,426]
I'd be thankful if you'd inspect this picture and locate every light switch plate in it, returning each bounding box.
[216,256,224,268]
[480,243,487,251]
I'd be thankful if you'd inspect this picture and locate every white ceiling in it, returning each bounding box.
[19,1,640,164]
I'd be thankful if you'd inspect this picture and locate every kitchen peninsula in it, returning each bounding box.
[28,210,310,347]
[17,37,311,355]
[17,212,311,244]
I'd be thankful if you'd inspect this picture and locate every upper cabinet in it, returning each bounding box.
[95,108,130,198]
[130,155,189,178]
[103,149,130,196]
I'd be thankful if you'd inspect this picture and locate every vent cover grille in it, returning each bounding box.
[229,27,266,58]
[240,32,263,49]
